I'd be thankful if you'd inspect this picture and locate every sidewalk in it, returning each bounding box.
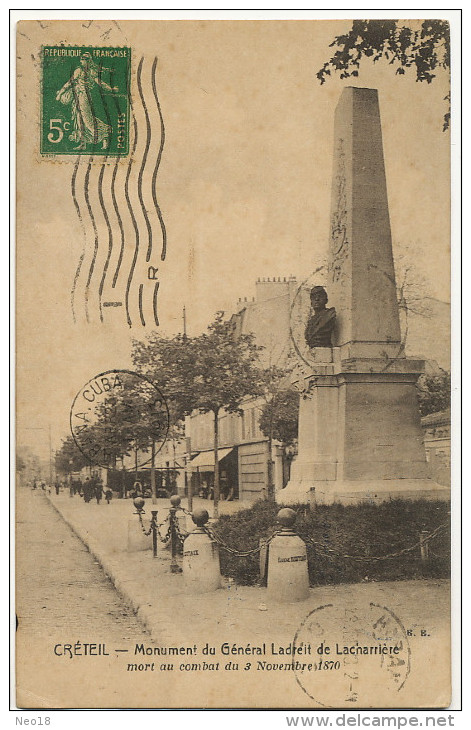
[43,489,451,708]
[45,489,450,642]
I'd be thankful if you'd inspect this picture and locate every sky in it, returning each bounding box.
[15,17,452,459]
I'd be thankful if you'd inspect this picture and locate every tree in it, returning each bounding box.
[417,371,451,417]
[114,380,170,492]
[259,387,299,448]
[55,435,89,475]
[317,20,450,130]
[395,255,433,320]
[16,445,42,483]
[70,377,169,498]
[255,353,296,501]
[259,384,299,496]
[132,331,201,501]
[132,332,200,424]
[132,312,266,516]
[194,314,266,514]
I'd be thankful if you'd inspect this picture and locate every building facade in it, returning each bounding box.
[421,408,451,487]
[185,397,289,502]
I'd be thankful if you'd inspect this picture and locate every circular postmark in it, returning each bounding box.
[292,602,410,707]
[70,369,170,470]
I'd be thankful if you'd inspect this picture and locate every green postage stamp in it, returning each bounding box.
[40,46,131,157]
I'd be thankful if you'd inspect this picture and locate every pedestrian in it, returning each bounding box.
[55,481,60,496]
[105,488,113,505]
[132,480,142,499]
[83,477,92,503]
[95,479,103,505]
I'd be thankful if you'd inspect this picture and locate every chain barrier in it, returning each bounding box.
[298,522,449,563]
[202,525,280,557]
[138,501,449,565]
[137,511,155,537]
[157,520,172,544]
[137,511,176,541]
[136,508,185,545]
[173,516,190,545]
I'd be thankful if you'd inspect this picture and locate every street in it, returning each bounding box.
[16,488,158,708]
[16,488,153,641]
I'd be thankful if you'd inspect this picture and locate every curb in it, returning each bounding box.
[45,493,188,645]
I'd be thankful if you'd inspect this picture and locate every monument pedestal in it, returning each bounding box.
[280,352,449,505]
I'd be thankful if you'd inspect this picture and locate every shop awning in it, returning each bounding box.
[189,448,233,471]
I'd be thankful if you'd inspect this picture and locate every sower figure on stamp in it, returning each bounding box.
[55,52,118,151]
[304,286,336,348]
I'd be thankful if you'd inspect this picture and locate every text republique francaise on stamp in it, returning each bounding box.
[41,46,131,157]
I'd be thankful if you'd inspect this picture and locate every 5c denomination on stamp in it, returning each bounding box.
[41,46,131,157]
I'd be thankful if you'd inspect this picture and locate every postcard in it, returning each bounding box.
[15,15,455,710]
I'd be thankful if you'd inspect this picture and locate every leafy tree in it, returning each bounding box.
[16,445,42,482]
[96,383,167,475]
[259,387,299,448]
[417,372,451,416]
[132,332,202,500]
[255,355,296,500]
[69,396,135,495]
[259,382,299,498]
[193,314,266,514]
[132,333,199,425]
[317,19,450,130]
[54,435,89,474]
[116,380,169,489]
[70,377,169,497]
[132,313,266,515]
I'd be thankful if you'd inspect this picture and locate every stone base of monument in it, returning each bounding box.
[278,478,449,506]
[280,355,450,506]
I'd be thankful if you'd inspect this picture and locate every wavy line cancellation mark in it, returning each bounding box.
[49,48,167,327]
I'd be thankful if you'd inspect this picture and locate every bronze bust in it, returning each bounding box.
[305,286,336,348]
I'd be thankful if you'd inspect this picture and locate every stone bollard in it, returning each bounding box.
[127,497,151,553]
[183,509,221,594]
[267,508,310,603]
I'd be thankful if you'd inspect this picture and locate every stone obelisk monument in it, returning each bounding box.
[281,87,448,504]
